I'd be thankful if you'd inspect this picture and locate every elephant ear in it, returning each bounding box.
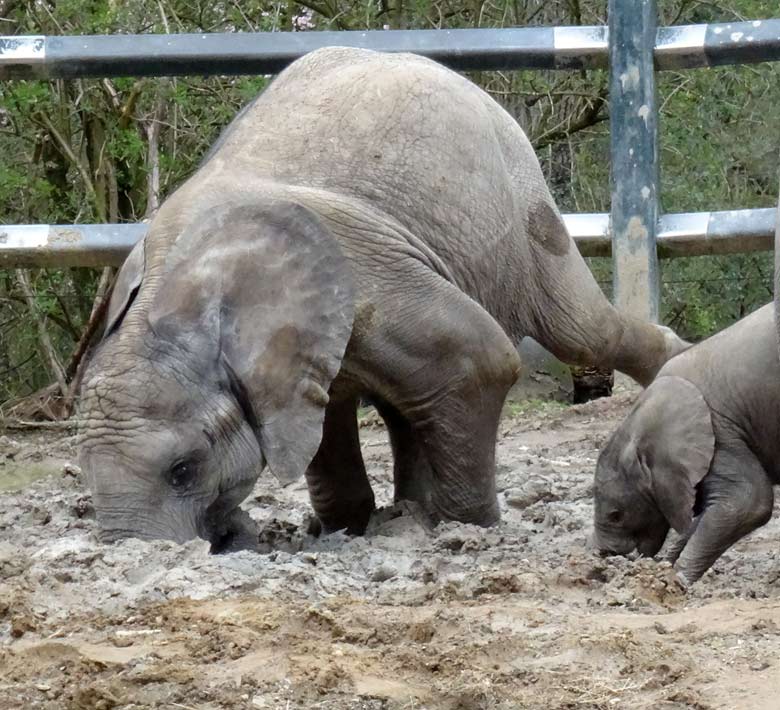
[631,376,715,533]
[149,200,355,485]
[105,234,146,337]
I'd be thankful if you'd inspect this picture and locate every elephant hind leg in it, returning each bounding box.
[352,267,521,526]
[373,399,433,512]
[305,396,375,535]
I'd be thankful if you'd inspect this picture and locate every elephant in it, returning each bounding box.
[593,302,779,584]
[79,47,687,550]
[775,192,780,351]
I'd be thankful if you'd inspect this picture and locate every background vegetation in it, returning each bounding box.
[0,0,778,410]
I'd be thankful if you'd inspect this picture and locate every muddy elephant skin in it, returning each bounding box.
[79,47,687,547]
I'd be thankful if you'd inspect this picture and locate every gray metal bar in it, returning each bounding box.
[656,19,780,70]
[608,0,660,322]
[3,20,779,80]
[0,223,146,268]
[563,213,610,255]
[655,24,708,70]
[0,36,44,79]
[703,19,780,68]
[2,209,774,267]
[576,209,777,258]
[0,27,611,79]
[656,208,776,258]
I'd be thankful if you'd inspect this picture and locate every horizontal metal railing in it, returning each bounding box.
[2,208,773,268]
[1,20,779,79]
[1,14,778,313]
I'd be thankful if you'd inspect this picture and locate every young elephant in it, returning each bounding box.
[80,47,687,549]
[594,303,778,584]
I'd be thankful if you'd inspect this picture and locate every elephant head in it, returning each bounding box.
[593,376,715,558]
[79,199,354,549]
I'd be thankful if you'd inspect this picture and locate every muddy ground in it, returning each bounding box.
[1,384,779,710]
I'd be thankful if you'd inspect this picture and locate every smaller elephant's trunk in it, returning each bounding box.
[593,529,636,558]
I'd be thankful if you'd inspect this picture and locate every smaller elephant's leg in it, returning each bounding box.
[374,400,433,510]
[305,397,375,535]
[664,516,700,564]
[675,446,774,585]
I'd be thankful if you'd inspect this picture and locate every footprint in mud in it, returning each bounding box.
[247,500,433,556]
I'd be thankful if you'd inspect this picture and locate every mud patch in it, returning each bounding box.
[1,385,779,709]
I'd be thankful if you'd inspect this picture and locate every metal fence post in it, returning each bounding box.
[608,0,660,322]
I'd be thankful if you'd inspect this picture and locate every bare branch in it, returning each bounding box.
[144,88,167,218]
[35,111,103,220]
[14,269,68,399]
[119,82,145,129]
[532,87,609,150]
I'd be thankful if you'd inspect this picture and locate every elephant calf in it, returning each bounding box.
[79,47,687,549]
[594,303,778,584]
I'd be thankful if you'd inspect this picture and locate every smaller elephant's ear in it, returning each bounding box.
[633,376,715,533]
[105,235,146,336]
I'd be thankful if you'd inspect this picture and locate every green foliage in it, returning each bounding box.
[503,399,569,419]
[1,0,778,404]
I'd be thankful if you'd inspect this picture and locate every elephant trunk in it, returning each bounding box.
[94,496,203,545]
[95,494,257,551]
[594,528,636,557]
[594,524,668,559]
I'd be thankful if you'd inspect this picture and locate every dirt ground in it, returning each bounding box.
[1,385,779,710]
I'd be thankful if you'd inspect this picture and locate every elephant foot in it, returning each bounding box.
[306,515,324,538]
[364,500,436,535]
[313,496,376,537]
[673,569,694,590]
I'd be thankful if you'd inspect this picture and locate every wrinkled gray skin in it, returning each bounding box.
[80,47,687,550]
[594,303,779,585]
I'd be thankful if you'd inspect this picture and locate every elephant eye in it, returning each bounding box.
[169,460,197,490]
[607,510,623,524]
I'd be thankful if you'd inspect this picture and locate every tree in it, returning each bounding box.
[1,0,777,412]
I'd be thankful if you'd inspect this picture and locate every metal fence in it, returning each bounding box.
[1,3,779,321]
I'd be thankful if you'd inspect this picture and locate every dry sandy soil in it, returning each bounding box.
[1,385,779,710]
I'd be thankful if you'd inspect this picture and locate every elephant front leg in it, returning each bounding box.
[305,396,375,535]
[674,447,774,585]
[418,374,509,525]
[664,516,700,565]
